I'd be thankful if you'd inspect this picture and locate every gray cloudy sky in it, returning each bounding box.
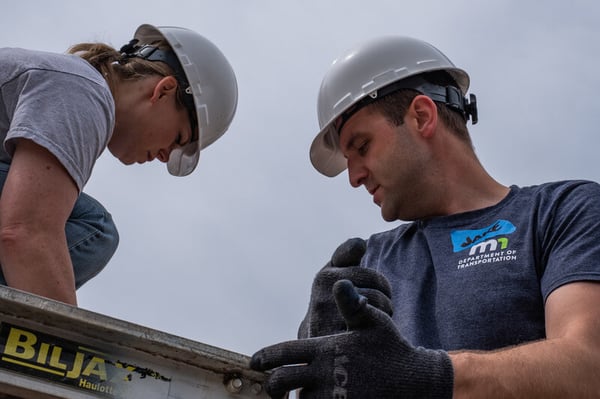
[2,0,600,357]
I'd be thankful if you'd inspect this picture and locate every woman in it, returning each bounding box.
[0,24,238,305]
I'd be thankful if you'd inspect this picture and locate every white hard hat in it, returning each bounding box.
[310,36,473,177]
[131,24,238,176]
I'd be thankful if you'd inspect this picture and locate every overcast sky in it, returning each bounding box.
[2,0,600,357]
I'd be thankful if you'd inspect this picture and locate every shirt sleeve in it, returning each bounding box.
[539,181,600,300]
[4,68,114,191]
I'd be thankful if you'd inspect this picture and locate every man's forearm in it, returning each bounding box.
[451,338,600,398]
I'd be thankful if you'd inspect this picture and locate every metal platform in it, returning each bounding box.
[0,286,268,399]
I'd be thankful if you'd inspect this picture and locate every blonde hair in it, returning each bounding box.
[67,40,174,95]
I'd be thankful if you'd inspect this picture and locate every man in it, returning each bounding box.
[250,36,600,397]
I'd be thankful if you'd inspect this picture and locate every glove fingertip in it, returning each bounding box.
[333,280,368,326]
[331,238,367,267]
[248,353,263,371]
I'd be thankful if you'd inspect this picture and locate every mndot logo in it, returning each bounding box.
[450,220,516,253]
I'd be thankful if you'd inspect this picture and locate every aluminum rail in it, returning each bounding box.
[0,286,269,399]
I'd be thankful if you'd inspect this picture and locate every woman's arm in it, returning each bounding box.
[0,139,79,305]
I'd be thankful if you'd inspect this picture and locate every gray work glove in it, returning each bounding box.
[251,280,453,399]
[297,238,393,339]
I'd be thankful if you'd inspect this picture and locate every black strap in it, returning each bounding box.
[336,74,478,133]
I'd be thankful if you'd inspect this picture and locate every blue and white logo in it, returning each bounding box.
[450,220,516,253]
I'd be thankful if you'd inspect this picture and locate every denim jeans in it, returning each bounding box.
[0,162,119,289]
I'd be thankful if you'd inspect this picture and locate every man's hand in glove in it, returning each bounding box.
[297,238,393,339]
[251,280,454,399]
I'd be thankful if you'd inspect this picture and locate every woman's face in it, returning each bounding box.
[108,76,194,166]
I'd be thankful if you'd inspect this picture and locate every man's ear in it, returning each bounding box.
[150,76,179,103]
[407,95,438,139]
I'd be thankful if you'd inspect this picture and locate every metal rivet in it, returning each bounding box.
[251,382,263,395]
[225,377,243,393]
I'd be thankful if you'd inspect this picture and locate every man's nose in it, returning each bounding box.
[348,159,367,188]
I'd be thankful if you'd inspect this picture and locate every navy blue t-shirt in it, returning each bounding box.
[363,180,600,351]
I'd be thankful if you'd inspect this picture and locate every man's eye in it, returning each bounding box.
[357,141,369,156]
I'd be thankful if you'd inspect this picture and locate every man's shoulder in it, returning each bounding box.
[516,180,600,204]
[366,222,416,248]
[520,179,598,191]
[364,180,600,247]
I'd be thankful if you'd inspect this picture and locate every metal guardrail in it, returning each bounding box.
[0,286,269,399]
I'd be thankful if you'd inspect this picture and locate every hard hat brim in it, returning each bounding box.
[309,125,347,177]
[167,142,200,177]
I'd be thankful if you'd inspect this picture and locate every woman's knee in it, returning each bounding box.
[66,193,119,288]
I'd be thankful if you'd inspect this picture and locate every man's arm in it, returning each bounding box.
[452,281,600,398]
[251,280,600,398]
[0,139,79,305]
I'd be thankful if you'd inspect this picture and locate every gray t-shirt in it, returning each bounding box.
[0,48,114,191]
[363,180,600,351]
